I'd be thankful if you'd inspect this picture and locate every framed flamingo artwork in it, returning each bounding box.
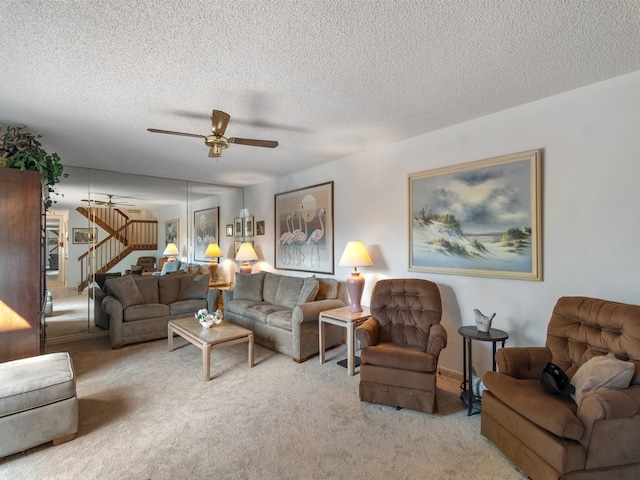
[274,181,334,274]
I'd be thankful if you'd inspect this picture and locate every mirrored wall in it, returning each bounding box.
[45,166,243,342]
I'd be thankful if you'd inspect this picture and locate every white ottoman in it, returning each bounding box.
[0,352,78,458]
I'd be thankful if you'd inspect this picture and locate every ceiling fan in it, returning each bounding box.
[81,194,134,208]
[147,109,279,158]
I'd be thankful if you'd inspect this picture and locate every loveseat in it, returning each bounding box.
[481,296,640,480]
[223,272,347,362]
[102,273,218,349]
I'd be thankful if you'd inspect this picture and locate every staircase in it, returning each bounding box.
[76,207,158,292]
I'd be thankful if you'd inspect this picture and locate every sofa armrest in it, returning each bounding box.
[292,299,345,324]
[206,288,220,312]
[102,296,124,348]
[426,323,447,358]
[577,386,640,463]
[495,346,552,379]
[355,318,379,348]
[222,289,234,304]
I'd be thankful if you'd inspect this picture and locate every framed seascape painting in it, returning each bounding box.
[194,207,219,262]
[164,219,178,245]
[409,149,542,280]
[275,181,334,274]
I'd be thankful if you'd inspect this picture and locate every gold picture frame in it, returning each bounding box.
[409,149,542,280]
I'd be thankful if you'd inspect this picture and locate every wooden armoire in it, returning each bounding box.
[0,168,45,362]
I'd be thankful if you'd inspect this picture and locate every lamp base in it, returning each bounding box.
[239,262,252,274]
[345,271,365,313]
[208,262,218,282]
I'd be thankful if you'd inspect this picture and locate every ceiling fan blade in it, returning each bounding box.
[147,128,205,139]
[211,110,230,136]
[229,137,278,148]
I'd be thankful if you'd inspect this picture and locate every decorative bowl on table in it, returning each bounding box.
[195,308,223,329]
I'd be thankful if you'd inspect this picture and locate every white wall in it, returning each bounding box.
[244,70,640,374]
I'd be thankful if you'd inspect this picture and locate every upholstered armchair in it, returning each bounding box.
[355,278,447,413]
[481,296,640,480]
[125,256,157,275]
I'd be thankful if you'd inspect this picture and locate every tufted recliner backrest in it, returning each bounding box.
[546,296,640,381]
[370,278,442,347]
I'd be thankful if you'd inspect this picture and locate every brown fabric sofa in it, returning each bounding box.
[481,296,640,480]
[355,278,447,413]
[102,273,218,348]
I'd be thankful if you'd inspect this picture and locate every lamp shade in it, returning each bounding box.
[204,243,223,258]
[235,242,258,262]
[162,243,180,256]
[338,241,373,313]
[338,241,373,268]
[235,242,258,274]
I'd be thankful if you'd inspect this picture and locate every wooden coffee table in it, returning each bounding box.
[168,317,254,381]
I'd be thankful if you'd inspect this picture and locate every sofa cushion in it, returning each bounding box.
[170,299,208,316]
[570,354,635,405]
[178,274,208,301]
[227,300,263,316]
[158,275,182,304]
[275,276,305,309]
[123,304,170,322]
[234,272,266,301]
[266,309,294,331]
[263,272,282,304]
[483,372,584,440]
[134,276,159,304]
[105,275,144,309]
[245,304,288,324]
[298,276,319,304]
[316,278,338,300]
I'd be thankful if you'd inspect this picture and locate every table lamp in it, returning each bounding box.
[235,242,258,274]
[162,243,180,262]
[204,243,223,281]
[338,241,373,312]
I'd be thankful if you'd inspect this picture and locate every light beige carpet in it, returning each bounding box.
[0,336,526,479]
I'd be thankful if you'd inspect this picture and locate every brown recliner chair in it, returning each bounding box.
[355,278,447,413]
[125,256,157,274]
[482,296,640,480]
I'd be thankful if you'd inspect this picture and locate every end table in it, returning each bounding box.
[458,325,508,416]
[319,306,371,376]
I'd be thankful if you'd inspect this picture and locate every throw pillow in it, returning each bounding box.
[179,275,209,300]
[161,261,179,275]
[297,275,319,305]
[570,353,635,405]
[104,275,144,309]
[158,275,181,304]
[275,276,305,309]
[234,272,266,301]
[263,273,281,304]
[316,278,338,300]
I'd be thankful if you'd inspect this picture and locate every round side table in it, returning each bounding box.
[458,326,509,416]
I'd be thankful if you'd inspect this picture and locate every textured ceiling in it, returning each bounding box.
[2,1,640,197]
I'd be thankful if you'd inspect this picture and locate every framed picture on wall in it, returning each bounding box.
[244,216,255,237]
[409,149,542,280]
[274,181,334,274]
[234,217,243,237]
[226,224,234,237]
[194,207,219,262]
[256,220,265,235]
[72,227,97,244]
[164,219,178,245]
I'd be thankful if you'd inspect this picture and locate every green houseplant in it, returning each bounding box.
[0,125,63,209]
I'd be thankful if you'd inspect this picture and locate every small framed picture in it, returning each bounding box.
[72,227,97,244]
[226,224,234,237]
[256,220,265,236]
[244,216,255,237]
[234,217,243,237]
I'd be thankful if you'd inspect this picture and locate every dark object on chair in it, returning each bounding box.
[482,296,640,480]
[540,362,575,396]
[355,278,447,413]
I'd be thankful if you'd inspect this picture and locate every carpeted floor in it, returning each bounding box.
[0,336,526,479]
